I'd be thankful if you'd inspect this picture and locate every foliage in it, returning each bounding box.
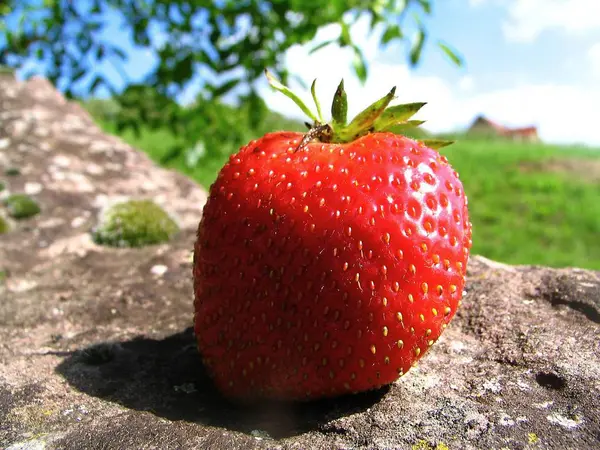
[3,193,41,219]
[1,0,459,98]
[92,199,179,247]
[81,97,121,122]
[1,1,460,163]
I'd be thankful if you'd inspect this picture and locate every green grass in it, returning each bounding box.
[88,104,600,270]
[437,139,600,269]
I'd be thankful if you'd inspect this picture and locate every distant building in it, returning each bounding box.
[467,115,540,142]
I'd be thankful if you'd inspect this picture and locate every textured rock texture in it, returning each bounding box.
[1,73,599,450]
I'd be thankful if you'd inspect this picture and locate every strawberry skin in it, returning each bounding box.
[193,130,472,402]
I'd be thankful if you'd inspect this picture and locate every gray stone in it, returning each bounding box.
[1,73,599,450]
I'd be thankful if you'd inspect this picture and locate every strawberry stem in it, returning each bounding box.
[264,69,454,148]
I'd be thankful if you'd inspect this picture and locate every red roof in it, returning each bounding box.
[471,115,538,136]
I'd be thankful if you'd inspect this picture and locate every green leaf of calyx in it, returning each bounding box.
[421,139,454,150]
[331,79,348,128]
[311,79,324,123]
[385,120,427,133]
[373,102,426,131]
[265,69,317,123]
[336,87,396,142]
[398,120,426,127]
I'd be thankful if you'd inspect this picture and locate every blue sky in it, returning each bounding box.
[13,0,600,146]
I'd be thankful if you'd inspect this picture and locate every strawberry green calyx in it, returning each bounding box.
[264,69,454,150]
[331,80,348,128]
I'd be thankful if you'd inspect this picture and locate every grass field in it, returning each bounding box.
[90,109,600,270]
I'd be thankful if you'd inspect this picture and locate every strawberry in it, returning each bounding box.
[193,70,472,402]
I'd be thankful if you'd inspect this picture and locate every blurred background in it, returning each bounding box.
[1,0,599,269]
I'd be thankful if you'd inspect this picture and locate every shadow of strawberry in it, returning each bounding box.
[55,327,388,439]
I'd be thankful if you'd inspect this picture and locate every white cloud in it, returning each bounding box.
[257,15,600,147]
[458,75,475,91]
[589,42,600,77]
[472,0,600,42]
[460,84,600,145]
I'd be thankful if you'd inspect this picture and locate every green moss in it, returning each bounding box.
[3,194,41,219]
[0,215,9,234]
[4,167,20,176]
[0,180,5,191]
[92,199,179,248]
[0,270,6,283]
[0,65,16,75]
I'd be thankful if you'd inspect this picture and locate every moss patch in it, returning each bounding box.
[0,65,16,75]
[0,215,9,234]
[4,167,21,176]
[3,194,41,219]
[92,199,179,248]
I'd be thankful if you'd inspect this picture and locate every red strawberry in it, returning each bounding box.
[193,71,472,402]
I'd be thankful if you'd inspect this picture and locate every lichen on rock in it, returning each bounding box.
[3,194,41,219]
[92,199,179,248]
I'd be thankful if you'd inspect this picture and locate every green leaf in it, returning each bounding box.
[438,41,464,67]
[373,102,426,131]
[89,75,104,92]
[110,46,127,61]
[371,0,387,16]
[381,25,403,45]
[309,39,335,54]
[339,21,351,46]
[265,69,317,122]
[72,68,86,83]
[331,79,348,127]
[311,79,324,123]
[337,86,396,142]
[410,27,426,66]
[418,0,432,14]
[352,46,367,83]
[211,78,239,97]
[421,139,455,150]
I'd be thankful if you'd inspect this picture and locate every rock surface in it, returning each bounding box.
[1,73,599,450]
